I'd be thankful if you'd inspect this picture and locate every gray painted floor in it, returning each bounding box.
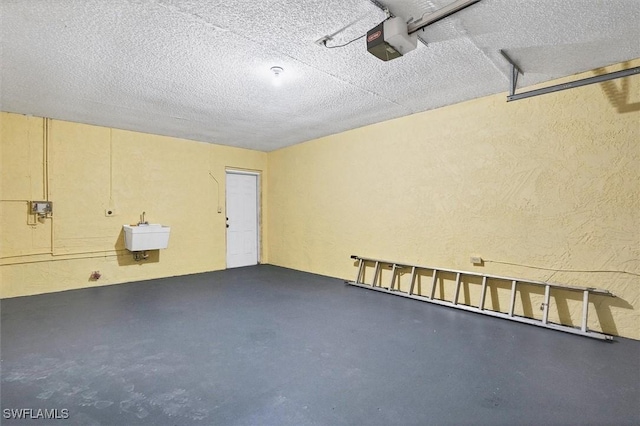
[1,265,638,426]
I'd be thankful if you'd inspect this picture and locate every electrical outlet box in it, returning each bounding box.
[315,35,332,46]
[470,256,483,265]
[31,201,53,215]
[105,208,116,217]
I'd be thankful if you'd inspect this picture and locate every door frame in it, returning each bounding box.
[225,168,261,267]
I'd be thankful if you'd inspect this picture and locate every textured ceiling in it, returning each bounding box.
[1,0,639,151]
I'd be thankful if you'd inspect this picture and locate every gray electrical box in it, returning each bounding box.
[30,201,53,216]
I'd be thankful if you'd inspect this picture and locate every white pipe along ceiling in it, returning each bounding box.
[1,0,639,151]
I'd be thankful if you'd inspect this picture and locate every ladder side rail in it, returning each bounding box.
[346,281,612,340]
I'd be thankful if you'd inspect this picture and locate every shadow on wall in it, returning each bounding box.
[352,260,633,337]
[546,288,633,337]
[593,296,633,337]
[595,61,640,113]
[114,228,160,266]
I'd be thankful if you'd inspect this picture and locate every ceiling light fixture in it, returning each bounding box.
[270,66,284,86]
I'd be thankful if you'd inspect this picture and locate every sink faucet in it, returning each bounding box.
[139,211,148,225]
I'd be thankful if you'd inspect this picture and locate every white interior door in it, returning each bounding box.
[226,171,259,268]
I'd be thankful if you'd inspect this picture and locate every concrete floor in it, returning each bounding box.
[1,265,638,425]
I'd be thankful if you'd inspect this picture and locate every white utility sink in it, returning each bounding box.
[123,224,171,251]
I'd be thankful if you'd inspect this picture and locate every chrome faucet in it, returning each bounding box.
[139,211,148,225]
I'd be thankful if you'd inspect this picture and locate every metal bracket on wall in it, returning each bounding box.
[347,255,616,341]
[133,251,149,262]
[500,50,640,102]
[500,50,521,97]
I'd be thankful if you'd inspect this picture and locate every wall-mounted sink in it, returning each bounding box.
[123,224,171,251]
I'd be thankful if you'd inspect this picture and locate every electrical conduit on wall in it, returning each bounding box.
[0,117,129,266]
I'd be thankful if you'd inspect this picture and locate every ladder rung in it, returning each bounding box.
[429,270,438,300]
[372,261,380,287]
[581,290,589,332]
[542,285,550,324]
[388,264,398,291]
[355,258,364,283]
[479,276,487,310]
[453,272,462,305]
[509,280,517,317]
[408,266,417,295]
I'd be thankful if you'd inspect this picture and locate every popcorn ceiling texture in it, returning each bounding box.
[1,0,639,151]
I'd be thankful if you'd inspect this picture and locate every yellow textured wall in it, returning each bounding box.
[267,60,640,339]
[1,113,267,297]
[2,61,638,339]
